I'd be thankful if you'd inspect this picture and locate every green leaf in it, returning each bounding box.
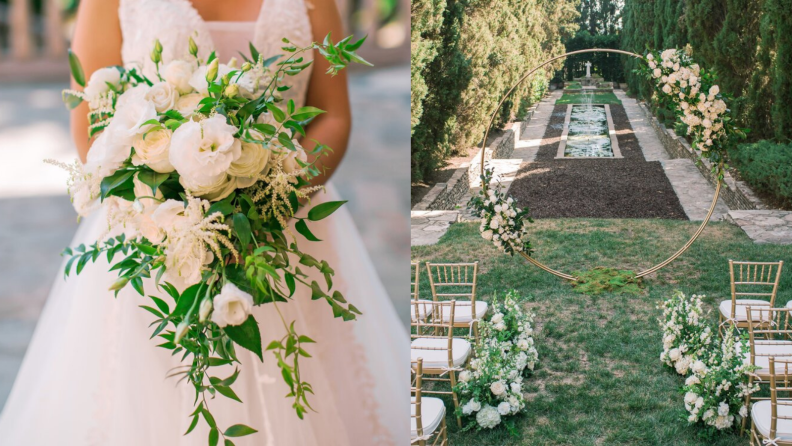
[133,243,158,256]
[68,49,86,87]
[172,284,201,317]
[266,103,286,123]
[249,42,260,62]
[285,272,296,297]
[291,106,325,122]
[214,384,242,402]
[62,91,83,110]
[150,295,170,314]
[346,35,367,51]
[225,440,236,446]
[224,316,263,361]
[225,424,258,437]
[232,213,252,249]
[137,170,170,194]
[185,413,200,435]
[131,277,145,295]
[307,201,347,221]
[209,427,219,446]
[295,219,321,242]
[277,132,295,150]
[206,200,234,217]
[100,170,135,200]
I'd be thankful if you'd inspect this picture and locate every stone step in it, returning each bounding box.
[410,210,460,246]
[725,210,792,245]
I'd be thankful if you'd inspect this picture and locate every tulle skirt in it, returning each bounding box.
[0,184,407,446]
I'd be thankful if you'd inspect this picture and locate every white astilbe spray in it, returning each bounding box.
[253,161,323,233]
[44,158,101,218]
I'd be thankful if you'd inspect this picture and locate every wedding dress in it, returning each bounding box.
[0,0,407,444]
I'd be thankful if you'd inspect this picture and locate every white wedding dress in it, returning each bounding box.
[0,0,407,445]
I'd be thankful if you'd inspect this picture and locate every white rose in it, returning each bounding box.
[692,360,706,375]
[462,402,474,416]
[85,130,132,178]
[709,85,719,96]
[180,173,238,202]
[469,400,481,412]
[84,67,121,104]
[653,68,662,78]
[497,402,511,415]
[108,85,157,144]
[170,114,242,184]
[490,381,506,396]
[662,84,672,94]
[685,375,700,386]
[510,382,521,393]
[646,53,654,61]
[175,93,205,117]
[481,229,494,241]
[163,60,195,94]
[684,392,698,405]
[489,219,499,229]
[228,131,270,187]
[279,140,308,175]
[739,405,748,417]
[668,348,680,361]
[211,283,254,327]
[189,63,233,95]
[131,128,174,173]
[459,370,471,382]
[145,82,178,113]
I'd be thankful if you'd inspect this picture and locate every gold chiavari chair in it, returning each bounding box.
[410,300,471,427]
[720,260,784,335]
[750,357,792,445]
[426,262,486,340]
[411,358,449,446]
[412,262,433,322]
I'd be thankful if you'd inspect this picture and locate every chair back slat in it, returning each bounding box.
[768,357,792,439]
[729,260,784,318]
[426,262,478,306]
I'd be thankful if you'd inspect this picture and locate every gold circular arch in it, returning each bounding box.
[478,48,722,281]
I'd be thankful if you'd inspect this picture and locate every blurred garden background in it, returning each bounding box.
[0,0,410,410]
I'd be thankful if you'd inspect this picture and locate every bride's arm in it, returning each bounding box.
[69,0,123,163]
[303,0,352,186]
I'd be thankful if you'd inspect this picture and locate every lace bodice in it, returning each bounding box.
[119,0,314,108]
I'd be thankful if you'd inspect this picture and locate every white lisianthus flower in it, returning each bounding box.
[211,283,254,327]
[85,130,132,177]
[108,85,157,144]
[132,174,165,243]
[163,235,213,289]
[84,67,121,105]
[151,199,192,234]
[476,405,501,429]
[229,130,270,187]
[462,402,474,416]
[469,400,481,412]
[163,60,195,94]
[709,85,719,96]
[490,381,506,396]
[145,81,178,113]
[169,114,242,185]
[510,382,521,393]
[459,370,471,382]
[653,68,662,78]
[175,93,205,117]
[497,402,511,415]
[131,128,175,173]
[189,63,234,95]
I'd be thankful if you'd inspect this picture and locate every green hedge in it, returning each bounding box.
[729,141,792,207]
[410,0,580,182]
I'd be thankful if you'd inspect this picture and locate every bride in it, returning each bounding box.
[0,0,406,444]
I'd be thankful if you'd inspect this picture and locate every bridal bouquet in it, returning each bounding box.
[456,291,538,432]
[51,34,369,443]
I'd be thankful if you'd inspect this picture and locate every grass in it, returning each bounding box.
[412,219,792,446]
[557,92,622,105]
[564,81,582,90]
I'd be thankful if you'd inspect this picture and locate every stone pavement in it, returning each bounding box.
[410,210,459,246]
[726,210,792,245]
[0,66,410,410]
[615,90,729,221]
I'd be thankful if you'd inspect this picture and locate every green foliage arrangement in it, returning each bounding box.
[410,0,580,182]
[571,267,643,296]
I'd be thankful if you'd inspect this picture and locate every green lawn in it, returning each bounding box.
[564,81,583,90]
[557,92,622,105]
[412,219,792,446]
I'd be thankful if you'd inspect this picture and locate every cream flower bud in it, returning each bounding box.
[205,59,219,83]
[224,84,239,98]
[108,277,129,291]
[188,36,198,57]
[174,320,190,344]
[199,298,213,323]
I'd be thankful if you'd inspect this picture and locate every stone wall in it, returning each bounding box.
[638,103,766,211]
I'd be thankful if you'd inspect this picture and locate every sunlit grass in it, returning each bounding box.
[411,219,792,445]
[557,92,622,105]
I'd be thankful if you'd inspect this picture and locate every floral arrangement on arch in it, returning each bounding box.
[639,46,746,173]
[658,291,714,375]
[468,168,533,256]
[50,34,370,443]
[455,290,538,431]
[682,327,759,434]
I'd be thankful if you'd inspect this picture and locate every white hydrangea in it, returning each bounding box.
[476,405,501,429]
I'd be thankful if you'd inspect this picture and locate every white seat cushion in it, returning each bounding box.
[719,299,771,321]
[438,301,488,324]
[411,396,445,439]
[746,341,792,375]
[786,300,792,309]
[752,400,792,442]
[410,337,471,369]
[410,300,434,321]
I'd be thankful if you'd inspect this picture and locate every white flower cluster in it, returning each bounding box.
[646,49,729,154]
[469,169,531,256]
[456,291,538,429]
[658,291,714,375]
[681,328,759,431]
[69,54,307,219]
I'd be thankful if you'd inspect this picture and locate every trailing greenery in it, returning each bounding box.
[571,267,643,296]
[410,0,580,182]
[728,140,792,207]
[412,218,792,445]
